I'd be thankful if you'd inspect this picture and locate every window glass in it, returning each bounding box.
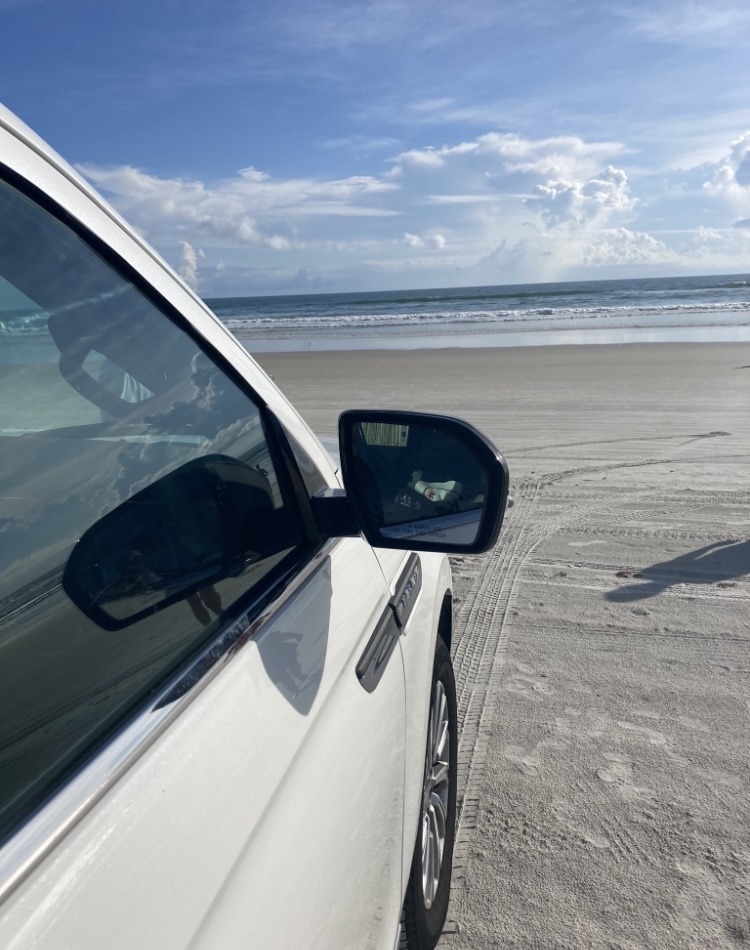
[0,177,304,841]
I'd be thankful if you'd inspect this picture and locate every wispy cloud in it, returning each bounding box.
[78,162,399,246]
[317,135,401,154]
[268,0,572,53]
[618,1,750,46]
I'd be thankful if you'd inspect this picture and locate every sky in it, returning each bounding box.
[3,0,750,297]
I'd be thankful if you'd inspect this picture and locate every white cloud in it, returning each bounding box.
[683,224,750,259]
[580,228,677,266]
[393,148,446,169]
[77,127,750,293]
[271,0,546,55]
[393,133,626,174]
[619,1,750,46]
[178,241,203,289]
[409,97,455,114]
[78,163,398,251]
[704,131,750,219]
[476,238,541,276]
[318,135,401,153]
[428,194,501,204]
[531,166,635,229]
[403,231,447,249]
[388,136,630,218]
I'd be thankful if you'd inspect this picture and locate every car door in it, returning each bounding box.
[0,168,407,947]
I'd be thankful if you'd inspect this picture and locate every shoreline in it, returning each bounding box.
[239,322,750,353]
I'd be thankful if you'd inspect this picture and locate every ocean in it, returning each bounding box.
[206,274,750,353]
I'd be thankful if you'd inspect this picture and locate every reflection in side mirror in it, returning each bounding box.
[338,411,509,555]
[63,455,277,630]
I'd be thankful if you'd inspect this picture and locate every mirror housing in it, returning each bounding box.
[338,410,509,554]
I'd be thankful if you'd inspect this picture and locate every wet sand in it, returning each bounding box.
[257,343,750,949]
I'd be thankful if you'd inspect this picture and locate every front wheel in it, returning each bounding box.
[401,638,458,949]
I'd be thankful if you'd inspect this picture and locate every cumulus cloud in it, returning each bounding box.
[704,132,750,220]
[475,225,673,282]
[580,228,677,266]
[683,224,750,260]
[403,231,447,249]
[531,166,635,229]
[178,241,203,288]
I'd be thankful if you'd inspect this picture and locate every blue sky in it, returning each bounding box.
[3,0,750,296]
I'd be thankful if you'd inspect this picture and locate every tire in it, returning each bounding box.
[401,638,458,950]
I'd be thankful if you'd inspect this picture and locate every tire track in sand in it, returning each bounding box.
[440,460,719,941]
[447,477,617,901]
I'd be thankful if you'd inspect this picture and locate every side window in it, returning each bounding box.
[0,175,309,842]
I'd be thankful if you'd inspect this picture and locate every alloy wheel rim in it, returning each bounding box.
[420,679,450,909]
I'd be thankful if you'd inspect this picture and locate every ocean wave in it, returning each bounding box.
[3,291,748,340]
[221,299,750,334]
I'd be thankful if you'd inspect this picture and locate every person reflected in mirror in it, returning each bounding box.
[123,547,162,591]
[410,472,463,504]
[394,430,487,520]
[353,422,488,527]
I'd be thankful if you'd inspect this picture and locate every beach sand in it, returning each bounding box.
[256,343,750,949]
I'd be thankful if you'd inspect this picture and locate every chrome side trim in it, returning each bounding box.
[356,604,400,694]
[0,538,342,904]
[356,553,423,693]
[391,553,422,632]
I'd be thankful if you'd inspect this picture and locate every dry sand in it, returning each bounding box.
[258,342,750,949]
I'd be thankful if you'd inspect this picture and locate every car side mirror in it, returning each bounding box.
[63,455,281,630]
[338,410,509,554]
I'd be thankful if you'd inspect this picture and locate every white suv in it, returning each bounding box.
[0,107,508,950]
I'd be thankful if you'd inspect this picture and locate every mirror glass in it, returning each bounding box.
[63,456,285,628]
[349,420,489,547]
[64,463,226,627]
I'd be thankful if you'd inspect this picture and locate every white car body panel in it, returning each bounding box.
[0,540,434,949]
[372,548,451,892]
[0,107,457,947]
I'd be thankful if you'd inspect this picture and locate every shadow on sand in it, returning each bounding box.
[605,539,750,603]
